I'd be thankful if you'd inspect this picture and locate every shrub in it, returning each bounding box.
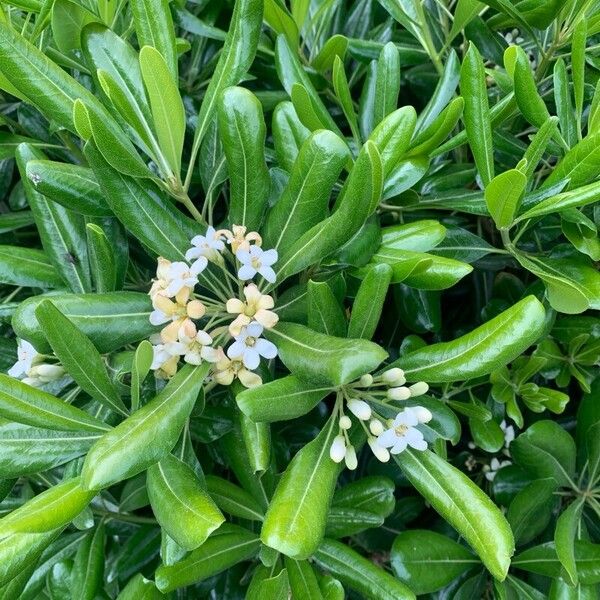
[0,0,598,598]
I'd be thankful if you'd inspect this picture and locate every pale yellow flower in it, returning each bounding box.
[213,348,262,388]
[226,284,279,335]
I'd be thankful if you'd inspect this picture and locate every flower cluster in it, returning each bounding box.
[148,226,279,386]
[8,339,65,388]
[329,367,432,470]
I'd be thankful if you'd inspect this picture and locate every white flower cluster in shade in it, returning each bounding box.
[8,339,64,388]
[329,367,432,470]
[148,225,279,387]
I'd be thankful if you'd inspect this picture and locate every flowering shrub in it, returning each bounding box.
[0,0,599,598]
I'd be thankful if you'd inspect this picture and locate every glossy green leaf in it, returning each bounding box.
[155,525,261,592]
[393,296,545,382]
[51,0,99,54]
[116,573,167,600]
[264,0,299,47]
[373,42,401,128]
[261,415,341,559]
[555,498,585,585]
[314,538,415,600]
[131,340,153,412]
[395,449,514,580]
[264,322,387,386]
[70,524,105,600]
[81,364,209,490]
[485,168,527,229]
[272,101,310,172]
[86,223,116,292]
[285,558,323,600]
[218,86,270,231]
[35,300,128,416]
[460,43,494,186]
[0,245,63,289]
[381,220,446,252]
[391,530,479,594]
[13,292,156,354]
[147,453,224,550]
[307,280,347,336]
[204,475,264,521]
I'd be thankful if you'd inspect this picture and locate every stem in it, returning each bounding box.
[94,509,157,525]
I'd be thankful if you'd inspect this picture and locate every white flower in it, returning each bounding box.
[213,349,262,388]
[174,328,219,366]
[8,339,40,378]
[185,227,225,262]
[149,297,206,343]
[226,284,279,336]
[227,322,277,370]
[484,457,511,482]
[500,420,515,448]
[22,363,65,387]
[236,246,278,283]
[368,437,390,462]
[377,407,430,454]
[150,343,180,378]
[223,225,262,253]
[347,399,371,421]
[162,260,206,298]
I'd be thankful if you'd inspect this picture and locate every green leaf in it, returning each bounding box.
[549,578,598,600]
[260,416,341,559]
[392,296,545,382]
[394,449,514,580]
[12,292,156,354]
[189,0,263,175]
[0,421,101,479]
[506,478,557,545]
[130,0,178,80]
[131,340,153,412]
[239,411,270,474]
[86,223,116,292]
[264,322,387,386]
[0,374,109,433]
[555,498,585,585]
[374,42,401,128]
[0,477,94,535]
[307,280,347,336]
[285,558,323,600]
[381,220,446,252]
[81,364,209,490]
[35,300,128,416]
[313,34,347,72]
[70,524,104,600]
[332,56,361,144]
[51,0,99,54]
[554,59,577,148]
[155,525,261,592]
[511,420,576,487]
[16,144,91,293]
[348,263,392,339]
[572,19,586,138]
[204,475,264,521]
[264,0,299,47]
[25,160,112,217]
[391,530,479,594]
[147,453,224,550]
[263,130,349,253]
[460,43,494,186]
[513,46,552,130]
[272,101,310,172]
[139,46,185,176]
[485,169,527,229]
[236,375,331,423]
[314,538,415,600]
[217,86,270,231]
[0,245,63,289]
[369,106,417,175]
[333,475,395,517]
[116,573,167,599]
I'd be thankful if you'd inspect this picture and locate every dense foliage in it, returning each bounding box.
[0,0,599,598]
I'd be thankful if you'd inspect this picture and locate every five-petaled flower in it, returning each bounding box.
[150,296,206,342]
[224,225,262,253]
[8,339,41,378]
[172,326,219,365]
[226,284,278,336]
[153,259,206,299]
[185,226,226,263]
[377,406,432,454]
[213,349,262,388]
[227,322,278,370]
[236,246,278,283]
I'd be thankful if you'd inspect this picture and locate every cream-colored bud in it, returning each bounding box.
[409,381,429,397]
[382,368,406,386]
[368,437,390,462]
[369,419,384,436]
[347,399,372,421]
[359,374,374,387]
[387,386,411,401]
[344,445,358,470]
[412,406,433,423]
[329,435,346,463]
[339,415,352,430]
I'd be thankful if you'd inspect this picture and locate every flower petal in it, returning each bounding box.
[238,264,256,281]
[261,249,278,266]
[255,338,277,359]
[242,347,260,370]
[258,266,277,283]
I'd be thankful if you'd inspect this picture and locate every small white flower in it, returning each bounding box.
[484,457,511,482]
[213,349,262,388]
[22,363,65,387]
[162,260,206,298]
[347,399,371,421]
[377,407,429,454]
[368,437,390,462]
[223,225,262,253]
[500,420,515,448]
[236,246,278,283]
[226,284,278,336]
[185,227,226,262]
[329,435,346,463]
[8,339,40,378]
[227,322,277,370]
[382,368,406,386]
[175,328,219,366]
[151,343,180,374]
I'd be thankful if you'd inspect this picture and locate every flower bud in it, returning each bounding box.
[339,415,352,430]
[382,368,406,386]
[359,374,374,387]
[409,381,429,397]
[347,399,372,421]
[411,406,433,423]
[369,419,384,436]
[368,437,390,463]
[344,445,358,470]
[329,435,346,463]
[29,364,64,380]
[387,386,411,401]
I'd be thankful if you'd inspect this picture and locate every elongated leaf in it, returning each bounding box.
[485,168,527,229]
[307,280,347,336]
[272,101,310,172]
[285,558,323,600]
[36,300,127,416]
[395,449,514,580]
[0,245,63,289]
[71,524,105,600]
[86,223,116,292]
[204,475,265,521]
[555,498,585,585]
[261,416,341,559]
[237,375,331,423]
[13,292,156,354]
[314,538,415,600]
[116,573,166,599]
[393,296,545,382]
[374,42,400,128]
[0,477,95,535]
[264,322,387,386]
[155,525,260,592]
[147,454,224,550]
[0,374,109,433]
[81,364,209,490]
[460,43,494,186]
[217,86,270,230]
